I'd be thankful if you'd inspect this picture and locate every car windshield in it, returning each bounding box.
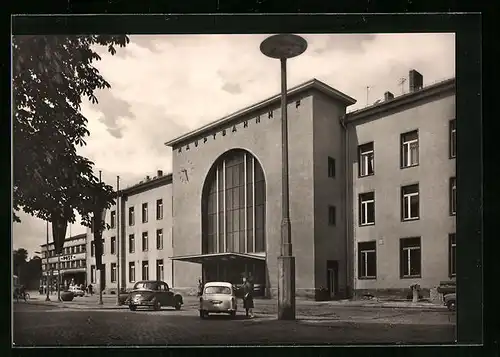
[205,286,231,295]
[133,282,157,290]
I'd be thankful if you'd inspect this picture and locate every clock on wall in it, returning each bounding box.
[178,159,194,183]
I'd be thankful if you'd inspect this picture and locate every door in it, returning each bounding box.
[326,260,338,299]
[163,282,173,306]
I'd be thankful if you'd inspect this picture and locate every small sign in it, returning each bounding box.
[60,255,77,262]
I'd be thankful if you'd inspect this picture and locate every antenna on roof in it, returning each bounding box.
[398,77,407,94]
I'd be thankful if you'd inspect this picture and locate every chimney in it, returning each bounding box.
[146,175,150,181]
[384,91,394,101]
[157,170,163,177]
[409,69,423,92]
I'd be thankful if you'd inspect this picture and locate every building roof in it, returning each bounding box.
[346,77,455,122]
[118,173,173,197]
[41,233,86,248]
[164,78,357,147]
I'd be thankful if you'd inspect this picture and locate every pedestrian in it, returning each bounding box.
[242,276,254,318]
[197,278,203,297]
[88,283,93,296]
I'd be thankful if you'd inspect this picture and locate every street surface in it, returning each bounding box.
[13,295,456,346]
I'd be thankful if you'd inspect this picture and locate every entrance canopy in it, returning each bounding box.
[169,252,265,264]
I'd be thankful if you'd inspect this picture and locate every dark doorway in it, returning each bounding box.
[326,260,339,299]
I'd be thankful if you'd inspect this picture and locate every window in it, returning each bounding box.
[449,233,456,277]
[450,177,457,215]
[142,261,149,280]
[328,157,336,178]
[358,241,377,279]
[71,246,75,254]
[110,236,116,255]
[401,184,419,221]
[142,232,148,252]
[359,192,375,226]
[156,199,163,220]
[400,237,421,278]
[358,142,374,177]
[142,203,148,223]
[129,207,135,226]
[110,210,116,229]
[328,206,336,226]
[156,259,164,281]
[81,244,86,253]
[129,234,135,253]
[401,130,419,168]
[156,229,163,250]
[91,265,96,284]
[129,262,136,283]
[75,245,80,254]
[450,119,456,158]
[91,241,95,256]
[111,263,117,283]
[102,238,105,255]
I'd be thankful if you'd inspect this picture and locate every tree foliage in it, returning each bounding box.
[13,35,129,229]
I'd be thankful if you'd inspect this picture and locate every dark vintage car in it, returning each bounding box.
[443,293,456,311]
[124,280,183,311]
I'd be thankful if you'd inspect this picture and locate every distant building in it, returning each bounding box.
[87,69,456,300]
[40,233,87,287]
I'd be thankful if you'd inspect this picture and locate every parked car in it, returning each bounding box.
[124,280,183,311]
[69,285,85,297]
[199,282,237,319]
[444,293,456,311]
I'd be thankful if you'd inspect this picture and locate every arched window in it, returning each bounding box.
[202,149,266,254]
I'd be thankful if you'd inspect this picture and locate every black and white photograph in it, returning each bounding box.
[12,27,468,347]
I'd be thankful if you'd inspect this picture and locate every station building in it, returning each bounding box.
[87,69,456,300]
[40,233,88,288]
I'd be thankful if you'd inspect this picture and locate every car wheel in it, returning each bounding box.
[129,305,137,311]
[153,300,161,311]
[447,300,456,312]
[174,300,182,310]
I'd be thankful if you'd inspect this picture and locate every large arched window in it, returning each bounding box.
[202,149,266,254]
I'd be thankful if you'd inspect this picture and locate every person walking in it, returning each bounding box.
[197,278,204,297]
[242,276,254,318]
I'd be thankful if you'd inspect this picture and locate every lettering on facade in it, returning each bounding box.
[177,112,275,154]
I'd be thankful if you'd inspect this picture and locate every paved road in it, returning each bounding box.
[13,303,456,346]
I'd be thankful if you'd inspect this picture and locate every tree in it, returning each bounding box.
[13,248,28,276]
[12,35,129,231]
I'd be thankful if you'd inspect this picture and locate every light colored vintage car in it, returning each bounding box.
[199,282,237,318]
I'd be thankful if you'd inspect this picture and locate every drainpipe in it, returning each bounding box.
[339,114,352,298]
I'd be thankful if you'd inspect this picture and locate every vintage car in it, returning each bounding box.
[125,280,183,311]
[443,292,456,311]
[69,285,85,297]
[199,282,237,319]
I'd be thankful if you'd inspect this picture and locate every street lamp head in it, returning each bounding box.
[260,34,308,59]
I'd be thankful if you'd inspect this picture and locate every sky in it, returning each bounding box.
[12,33,455,258]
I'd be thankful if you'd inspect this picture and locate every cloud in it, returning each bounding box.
[13,33,455,256]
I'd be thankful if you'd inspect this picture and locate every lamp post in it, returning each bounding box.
[260,34,307,320]
[45,221,51,301]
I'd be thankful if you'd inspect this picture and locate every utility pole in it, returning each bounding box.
[116,175,121,305]
[98,170,103,306]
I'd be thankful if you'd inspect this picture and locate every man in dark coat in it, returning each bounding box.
[242,276,254,318]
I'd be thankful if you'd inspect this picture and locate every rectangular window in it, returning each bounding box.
[91,265,96,284]
[358,142,374,177]
[359,192,375,226]
[358,241,377,279]
[401,130,419,168]
[156,259,164,281]
[142,203,148,223]
[129,262,136,283]
[110,236,116,255]
[328,206,336,226]
[110,210,116,229]
[111,263,117,283]
[81,244,86,253]
[129,207,135,226]
[142,261,149,280]
[102,238,105,255]
[156,229,163,250]
[156,199,163,220]
[142,232,148,252]
[449,233,456,277]
[450,119,456,158]
[401,184,420,221]
[129,234,135,253]
[450,177,457,215]
[328,157,336,178]
[91,241,95,257]
[400,237,421,278]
